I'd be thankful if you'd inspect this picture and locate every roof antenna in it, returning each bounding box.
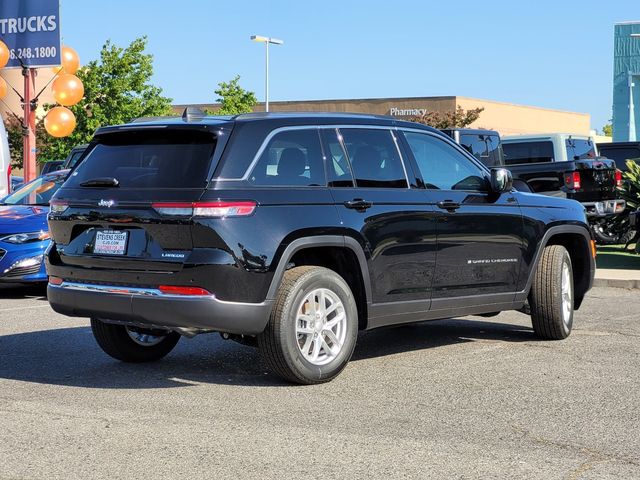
[182,106,206,122]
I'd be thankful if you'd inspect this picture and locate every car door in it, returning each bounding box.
[321,127,437,326]
[400,130,525,308]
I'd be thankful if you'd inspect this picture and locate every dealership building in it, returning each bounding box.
[174,95,595,138]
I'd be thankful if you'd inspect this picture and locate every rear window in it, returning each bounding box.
[65,130,216,189]
[565,138,596,160]
[503,141,554,165]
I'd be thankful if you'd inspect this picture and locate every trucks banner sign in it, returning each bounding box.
[0,0,61,69]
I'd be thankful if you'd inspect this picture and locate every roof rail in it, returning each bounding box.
[182,106,207,122]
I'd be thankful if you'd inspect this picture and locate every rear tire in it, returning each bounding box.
[258,266,358,385]
[90,318,180,362]
[528,245,574,340]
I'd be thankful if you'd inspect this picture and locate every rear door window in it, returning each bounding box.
[322,129,354,187]
[248,129,326,186]
[338,128,408,188]
[503,141,554,165]
[65,130,217,189]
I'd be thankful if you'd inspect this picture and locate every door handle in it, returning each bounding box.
[344,199,373,211]
[436,200,460,211]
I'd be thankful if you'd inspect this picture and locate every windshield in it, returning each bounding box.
[565,138,596,160]
[2,174,66,206]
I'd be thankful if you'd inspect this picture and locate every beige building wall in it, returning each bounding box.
[457,96,591,136]
[178,95,595,138]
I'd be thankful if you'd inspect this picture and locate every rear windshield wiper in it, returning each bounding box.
[79,177,120,188]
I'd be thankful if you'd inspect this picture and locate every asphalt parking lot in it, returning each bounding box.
[0,286,638,480]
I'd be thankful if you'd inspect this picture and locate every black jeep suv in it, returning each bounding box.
[46,111,595,384]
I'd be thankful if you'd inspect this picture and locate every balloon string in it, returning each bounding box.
[0,97,23,123]
[34,69,63,103]
[1,75,24,102]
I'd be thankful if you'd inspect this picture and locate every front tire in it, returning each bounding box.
[258,266,358,385]
[90,319,181,362]
[528,245,574,340]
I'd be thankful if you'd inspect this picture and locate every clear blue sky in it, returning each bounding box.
[60,0,639,131]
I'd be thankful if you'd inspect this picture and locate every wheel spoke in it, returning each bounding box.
[318,290,326,316]
[324,329,342,350]
[325,302,339,317]
[311,336,322,360]
[325,312,345,329]
[300,334,313,355]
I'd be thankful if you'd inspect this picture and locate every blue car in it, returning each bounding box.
[0,170,68,284]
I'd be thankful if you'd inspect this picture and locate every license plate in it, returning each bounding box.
[94,230,128,255]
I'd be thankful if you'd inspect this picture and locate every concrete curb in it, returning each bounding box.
[594,269,640,289]
[593,278,640,289]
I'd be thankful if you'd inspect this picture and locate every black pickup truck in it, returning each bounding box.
[500,134,624,220]
[444,130,625,224]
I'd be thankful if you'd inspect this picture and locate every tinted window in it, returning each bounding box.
[65,149,86,169]
[66,130,216,189]
[322,129,354,187]
[565,138,596,160]
[404,132,488,191]
[598,146,640,171]
[339,129,407,188]
[249,129,325,186]
[503,141,554,165]
[459,133,504,167]
[2,174,66,206]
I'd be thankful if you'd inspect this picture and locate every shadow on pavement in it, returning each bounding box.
[0,317,536,389]
[0,283,47,300]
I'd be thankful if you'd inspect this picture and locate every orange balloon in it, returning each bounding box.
[51,65,64,74]
[0,41,9,69]
[0,77,7,99]
[44,106,76,138]
[60,46,80,75]
[52,73,84,106]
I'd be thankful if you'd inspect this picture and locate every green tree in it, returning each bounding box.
[212,75,257,115]
[408,105,484,129]
[602,122,613,137]
[32,36,172,163]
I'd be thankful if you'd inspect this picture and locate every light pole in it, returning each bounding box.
[629,34,640,141]
[250,35,284,112]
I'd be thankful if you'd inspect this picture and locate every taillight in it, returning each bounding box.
[50,200,69,214]
[565,172,581,190]
[158,285,211,296]
[49,276,64,285]
[7,164,11,194]
[152,201,256,217]
[615,169,623,188]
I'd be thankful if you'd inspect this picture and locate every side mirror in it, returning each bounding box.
[490,168,513,193]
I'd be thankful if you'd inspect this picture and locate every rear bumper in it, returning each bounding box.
[47,281,273,335]
[582,199,625,218]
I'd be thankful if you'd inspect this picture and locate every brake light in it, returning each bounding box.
[49,276,63,285]
[7,164,11,194]
[565,172,581,190]
[152,201,256,217]
[50,200,69,214]
[158,285,211,296]
[615,169,623,188]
